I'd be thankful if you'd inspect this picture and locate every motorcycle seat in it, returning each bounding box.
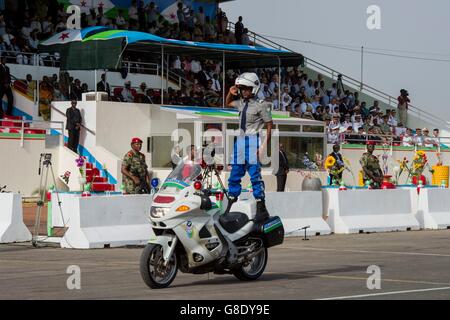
[219,212,250,234]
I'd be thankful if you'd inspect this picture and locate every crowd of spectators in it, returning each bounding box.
[2,1,440,149]
[0,0,249,67]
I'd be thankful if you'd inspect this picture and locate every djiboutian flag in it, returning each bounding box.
[63,0,115,13]
[39,28,124,70]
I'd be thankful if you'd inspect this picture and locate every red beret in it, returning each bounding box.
[131,137,143,144]
[367,141,376,146]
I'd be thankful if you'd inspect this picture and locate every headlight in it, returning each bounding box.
[150,207,170,219]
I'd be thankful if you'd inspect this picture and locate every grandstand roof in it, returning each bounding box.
[39,27,303,70]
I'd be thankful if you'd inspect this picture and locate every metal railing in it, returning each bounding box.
[0,117,64,147]
[226,22,450,131]
[0,50,60,67]
[121,59,188,89]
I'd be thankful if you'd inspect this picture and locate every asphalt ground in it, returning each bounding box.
[1,227,450,300]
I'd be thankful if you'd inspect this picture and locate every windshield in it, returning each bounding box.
[161,159,203,192]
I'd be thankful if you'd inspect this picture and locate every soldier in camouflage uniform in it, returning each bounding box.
[360,142,383,188]
[121,137,152,194]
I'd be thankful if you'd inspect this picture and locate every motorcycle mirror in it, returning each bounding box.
[151,178,159,188]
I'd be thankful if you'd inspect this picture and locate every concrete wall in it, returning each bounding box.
[0,137,60,196]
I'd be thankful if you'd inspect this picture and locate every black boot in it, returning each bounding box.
[255,199,270,222]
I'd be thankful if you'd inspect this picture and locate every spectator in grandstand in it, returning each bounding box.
[87,8,97,26]
[241,28,250,45]
[25,73,36,98]
[70,79,83,101]
[190,58,202,76]
[28,30,39,52]
[352,114,363,132]
[145,2,159,26]
[301,107,315,120]
[0,55,13,116]
[115,9,127,29]
[129,0,139,28]
[280,87,292,111]
[397,89,410,126]
[340,114,353,132]
[395,123,406,137]
[121,80,135,103]
[380,115,391,135]
[204,79,221,107]
[388,109,398,127]
[432,129,440,147]
[39,76,53,121]
[53,82,63,101]
[414,128,424,147]
[401,128,415,147]
[81,83,89,94]
[66,99,82,154]
[96,73,111,98]
[422,128,435,148]
[234,16,244,44]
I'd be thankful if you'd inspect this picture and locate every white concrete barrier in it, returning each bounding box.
[60,194,153,249]
[415,188,450,229]
[323,188,420,234]
[265,191,331,236]
[0,193,32,243]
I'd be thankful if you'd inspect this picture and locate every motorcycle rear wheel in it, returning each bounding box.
[140,244,178,289]
[232,246,268,281]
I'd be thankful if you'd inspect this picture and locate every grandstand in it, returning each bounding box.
[1,0,449,196]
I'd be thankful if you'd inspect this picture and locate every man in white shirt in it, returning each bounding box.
[340,114,353,133]
[305,79,315,98]
[190,59,202,74]
[328,98,339,114]
[402,128,415,146]
[210,74,221,92]
[388,110,398,127]
[414,128,424,147]
[430,128,440,147]
[268,74,279,94]
[121,81,134,102]
[281,87,292,111]
[352,114,364,133]
[422,128,435,148]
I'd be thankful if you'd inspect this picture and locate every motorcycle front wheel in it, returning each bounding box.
[140,244,178,289]
[232,246,268,281]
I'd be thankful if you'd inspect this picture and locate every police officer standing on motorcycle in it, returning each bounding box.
[225,73,273,222]
[121,137,152,194]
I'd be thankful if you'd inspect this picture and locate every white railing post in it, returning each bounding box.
[20,120,24,148]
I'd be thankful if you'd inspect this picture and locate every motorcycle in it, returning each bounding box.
[139,159,284,289]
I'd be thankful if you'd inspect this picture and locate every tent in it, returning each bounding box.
[39,27,303,70]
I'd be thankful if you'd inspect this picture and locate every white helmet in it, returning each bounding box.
[235,72,260,95]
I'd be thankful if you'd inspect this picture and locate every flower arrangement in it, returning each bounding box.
[299,153,321,179]
[76,156,85,176]
[76,156,86,191]
[60,171,71,184]
[396,151,434,185]
[324,156,345,185]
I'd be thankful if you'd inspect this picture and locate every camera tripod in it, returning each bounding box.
[31,154,64,248]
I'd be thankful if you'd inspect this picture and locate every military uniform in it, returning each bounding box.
[122,150,149,194]
[360,152,383,188]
